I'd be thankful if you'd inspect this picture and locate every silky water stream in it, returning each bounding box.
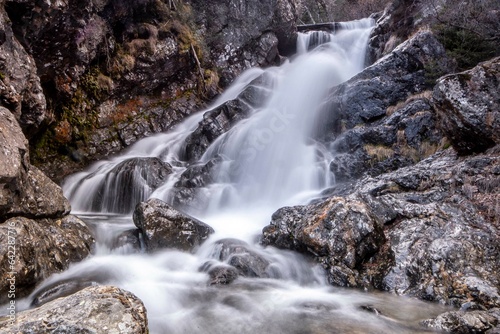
[17,19,449,333]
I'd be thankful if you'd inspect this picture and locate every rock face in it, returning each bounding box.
[0,285,148,334]
[263,148,500,309]
[0,5,48,137]
[0,215,94,303]
[0,0,300,182]
[0,107,70,220]
[433,57,500,155]
[319,31,452,182]
[133,198,214,252]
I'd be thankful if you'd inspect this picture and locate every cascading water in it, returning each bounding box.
[6,19,450,333]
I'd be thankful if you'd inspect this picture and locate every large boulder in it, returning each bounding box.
[422,308,500,333]
[0,107,70,220]
[0,285,148,334]
[432,56,500,155]
[318,31,452,182]
[0,215,94,303]
[262,148,500,309]
[133,198,214,252]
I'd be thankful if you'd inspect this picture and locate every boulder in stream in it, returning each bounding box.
[0,285,148,333]
[133,198,214,252]
[0,215,95,303]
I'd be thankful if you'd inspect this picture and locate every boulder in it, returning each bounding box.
[0,215,95,303]
[133,198,214,252]
[0,107,70,220]
[262,148,500,308]
[262,196,387,287]
[0,285,148,334]
[78,157,172,213]
[422,308,500,333]
[432,57,500,155]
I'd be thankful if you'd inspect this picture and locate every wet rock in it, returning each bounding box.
[0,107,70,220]
[206,265,239,286]
[0,285,148,334]
[112,228,142,253]
[30,279,97,307]
[432,57,500,155]
[82,157,172,213]
[183,82,271,161]
[263,148,500,308]
[262,197,387,287]
[320,31,451,181]
[0,215,95,303]
[133,198,214,252]
[422,308,500,333]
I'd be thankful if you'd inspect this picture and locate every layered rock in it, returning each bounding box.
[133,198,214,252]
[0,285,148,333]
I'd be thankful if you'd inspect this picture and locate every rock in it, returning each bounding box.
[262,196,387,287]
[79,157,172,213]
[0,215,95,303]
[263,148,500,307]
[318,31,451,181]
[206,264,239,285]
[0,285,148,334]
[0,5,48,137]
[0,107,70,220]
[432,57,500,155]
[422,308,500,333]
[182,80,272,161]
[30,279,97,307]
[133,198,214,252]
[112,228,142,253]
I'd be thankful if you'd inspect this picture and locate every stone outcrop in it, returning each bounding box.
[263,147,500,309]
[0,215,94,303]
[0,285,148,334]
[433,56,500,155]
[319,31,452,182]
[133,198,214,252]
[0,107,70,220]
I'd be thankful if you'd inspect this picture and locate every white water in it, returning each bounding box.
[7,19,449,333]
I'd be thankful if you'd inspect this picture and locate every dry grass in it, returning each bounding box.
[386,90,433,116]
[365,144,394,163]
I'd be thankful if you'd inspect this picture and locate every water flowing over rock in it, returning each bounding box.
[0,215,94,303]
[133,198,214,252]
[0,285,148,333]
[433,56,500,155]
[0,107,70,220]
[263,148,500,309]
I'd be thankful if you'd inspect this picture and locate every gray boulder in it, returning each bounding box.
[433,56,500,155]
[0,215,94,303]
[0,285,148,334]
[133,198,214,252]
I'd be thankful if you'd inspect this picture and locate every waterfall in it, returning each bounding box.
[8,18,449,333]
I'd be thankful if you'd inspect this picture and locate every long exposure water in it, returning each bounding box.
[11,19,450,333]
